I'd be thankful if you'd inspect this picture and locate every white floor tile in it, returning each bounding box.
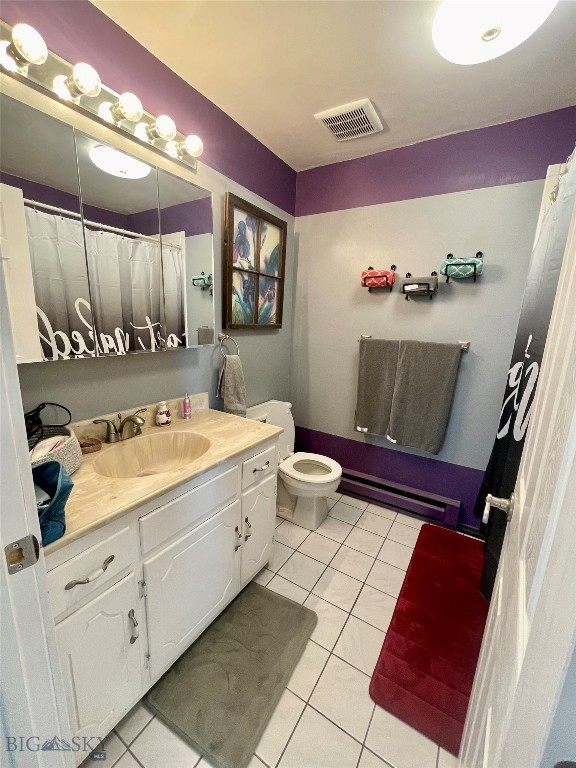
[114,753,140,768]
[344,527,384,558]
[366,503,397,521]
[303,594,349,650]
[330,545,374,582]
[377,539,413,571]
[339,494,369,511]
[287,639,330,700]
[366,560,406,598]
[275,516,283,528]
[267,575,309,604]
[352,585,397,632]
[329,501,364,525]
[197,757,266,768]
[298,531,341,564]
[115,701,154,746]
[329,492,343,503]
[252,567,274,586]
[334,616,385,676]
[278,706,362,768]
[255,688,305,768]
[366,707,438,768]
[82,732,126,767]
[356,511,393,538]
[387,520,420,548]
[268,541,294,572]
[358,748,391,768]
[278,551,326,590]
[395,513,427,530]
[130,717,201,768]
[310,655,374,741]
[275,520,310,549]
[438,748,460,768]
[316,516,354,543]
[312,568,363,612]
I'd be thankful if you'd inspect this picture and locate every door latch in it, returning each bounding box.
[4,534,40,575]
[483,493,515,525]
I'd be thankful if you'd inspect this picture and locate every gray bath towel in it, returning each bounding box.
[355,339,399,435]
[388,341,461,454]
[217,355,247,417]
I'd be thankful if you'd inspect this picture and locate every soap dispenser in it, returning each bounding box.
[155,401,171,426]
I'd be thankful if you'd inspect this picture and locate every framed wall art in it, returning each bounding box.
[223,193,287,329]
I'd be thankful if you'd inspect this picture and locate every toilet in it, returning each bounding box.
[246,400,342,530]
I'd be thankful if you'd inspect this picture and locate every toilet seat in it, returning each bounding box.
[279,452,341,484]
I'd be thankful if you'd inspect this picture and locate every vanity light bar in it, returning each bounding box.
[0,20,203,170]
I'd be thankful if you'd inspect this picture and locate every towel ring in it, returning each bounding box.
[218,332,240,358]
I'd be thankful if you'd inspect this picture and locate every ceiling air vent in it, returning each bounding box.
[314,99,383,142]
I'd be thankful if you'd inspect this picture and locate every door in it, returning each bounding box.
[55,573,144,747]
[241,474,276,586]
[460,185,576,766]
[0,266,73,767]
[143,500,241,678]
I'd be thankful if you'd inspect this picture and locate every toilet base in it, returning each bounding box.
[276,477,329,531]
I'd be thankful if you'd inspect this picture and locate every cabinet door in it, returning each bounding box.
[241,474,276,586]
[55,573,143,742]
[144,500,241,678]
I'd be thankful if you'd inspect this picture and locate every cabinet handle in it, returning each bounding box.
[235,526,242,551]
[253,461,270,474]
[128,609,139,644]
[64,555,115,590]
[244,517,252,541]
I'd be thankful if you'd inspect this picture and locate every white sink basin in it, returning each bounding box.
[93,432,211,478]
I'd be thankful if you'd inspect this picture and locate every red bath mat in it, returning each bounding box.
[369,524,488,756]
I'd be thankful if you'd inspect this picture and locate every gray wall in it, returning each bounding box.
[17,161,295,421]
[291,181,543,471]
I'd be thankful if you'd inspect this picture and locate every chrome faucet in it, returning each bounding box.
[93,408,147,443]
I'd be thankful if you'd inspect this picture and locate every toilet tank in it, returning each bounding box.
[246,400,294,460]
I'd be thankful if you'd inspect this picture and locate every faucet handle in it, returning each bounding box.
[93,418,121,443]
[132,408,147,424]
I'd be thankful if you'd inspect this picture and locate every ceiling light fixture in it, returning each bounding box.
[146,114,177,142]
[432,0,559,65]
[89,144,151,179]
[166,135,204,159]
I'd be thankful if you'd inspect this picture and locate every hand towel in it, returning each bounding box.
[388,341,461,454]
[217,355,247,417]
[355,339,399,436]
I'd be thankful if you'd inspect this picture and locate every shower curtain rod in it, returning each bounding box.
[23,197,182,250]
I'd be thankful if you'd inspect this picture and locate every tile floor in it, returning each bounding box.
[83,493,457,768]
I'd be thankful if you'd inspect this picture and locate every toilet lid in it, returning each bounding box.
[279,452,342,484]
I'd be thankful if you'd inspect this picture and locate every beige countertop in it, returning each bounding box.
[44,408,282,555]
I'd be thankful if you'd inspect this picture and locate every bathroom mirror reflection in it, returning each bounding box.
[0,93,95,362]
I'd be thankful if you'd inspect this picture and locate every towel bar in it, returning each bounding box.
[359,335,470,352]
[218,333,240,358]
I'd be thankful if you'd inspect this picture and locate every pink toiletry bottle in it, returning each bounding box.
[155,401,171,426]
[183,393,191,419]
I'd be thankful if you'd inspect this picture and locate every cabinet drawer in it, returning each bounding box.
[242,445,277,490]
[48,525,134,618]
[140,465,240,553]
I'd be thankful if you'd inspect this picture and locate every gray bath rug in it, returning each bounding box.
[145,582,317,768]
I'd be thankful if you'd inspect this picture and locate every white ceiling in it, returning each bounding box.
[93,0,576,171]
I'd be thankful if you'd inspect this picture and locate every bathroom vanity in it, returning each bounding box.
[42,407,281,759]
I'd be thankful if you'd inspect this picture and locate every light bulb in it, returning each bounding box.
[165,140,179,158]
[182,135,203,157]
[146,114,177,142]
[109,92,143,123]
[52,74,72,101]
[89,145,151,179]
[134,122,151,142]
[433,1,559,65]
[66,62,101,98]
[98,101,114,124]
[10,23,48,66]
[0,40,19,72]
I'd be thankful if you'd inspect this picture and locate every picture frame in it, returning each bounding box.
[223,193,287,329]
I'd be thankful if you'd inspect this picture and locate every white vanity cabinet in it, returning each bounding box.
[44,437,278,759]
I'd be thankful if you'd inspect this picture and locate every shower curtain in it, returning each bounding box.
[25,207,186,358]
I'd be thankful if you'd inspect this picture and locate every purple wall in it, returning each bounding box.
[128,198,213,238]
[296,426,485,529]
[0,0,297,215]
[296,106,576,216]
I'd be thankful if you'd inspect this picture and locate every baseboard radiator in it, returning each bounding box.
[339,468,460,529]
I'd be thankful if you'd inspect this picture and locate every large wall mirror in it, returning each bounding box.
[0,92,214,362]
